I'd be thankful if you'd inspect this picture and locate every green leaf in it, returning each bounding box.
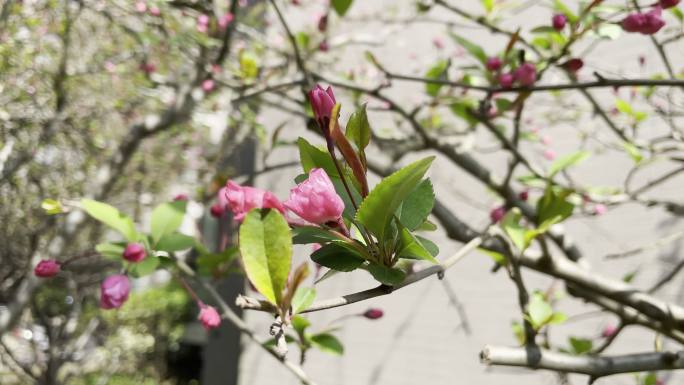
[643,373,658,385]
[501,209,527,251]
[197,246,239,276]
[291,315,310,335]
[481,0,494,13]
[623,142,643,164]
[81,199,137,241]
[528,292,553,329]
[95,242,126,260]
[416,235,439,256]
[310,333,344,355]
[41,199,63,215]
[292,226,341,244]
[396,226,437,263]
[365,263,405,286]
[331,0,353,16]
[425,60,449,97]
[239,209,292,305]
[356,157,435,244]
[511,321,525,345]
[537,187,574,225]
[450,99,479,125]
[615,98,633,115]
[291,287,316,314]
[416,220,438,232]
[548,312,567,325]
[346,105,372,151]
[239,51,259,79]
[155,233,195,252]
[671,7,684,23]
[397,179,435,231]
[549,151,590,177]
[449,34,487,64]
[129,256,160,278]
[569,337,593,355]
[297,137,338,175]
[310,243,365,272]
[479,248,507,265]
[150,201,187,244]
[295,32,310,51]
[530,26,559,34]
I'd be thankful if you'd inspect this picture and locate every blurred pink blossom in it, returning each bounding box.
[284,168,345,225]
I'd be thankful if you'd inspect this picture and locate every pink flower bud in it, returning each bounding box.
[149,6,161,16]
[543,148,557,161]
[34,259,61,278]
[642,7,666,35]
[221,181,286,222]
[552,14,567,30]
[318,40,329,52]
[307,84,336,123]
[219,13,234,29]
[594,203,607,215]
[432,37,445,49]
[513,62,537,86]
[541,134,552,146]
[518,190,529,201]
[486,57,502,72]
[562,58,583,73]
[100,275,130,310]
[622,13,646,32]
[210,202,225,218]
[285,168,345,225]
[140,62,156,74]
[198,14,210,25]
[173,193,189,201]
[135,1,147,13]
[622,8,665,35]
[197,24,208,33]
[498,73,514,88]
[490,205,506,223]
[601,324,617,338]
[660,0,680,9]
[317,14,328,32]
[202,79,215,92]
[122,243,146,263]
[363,308,384,320]
[198,305,221,330]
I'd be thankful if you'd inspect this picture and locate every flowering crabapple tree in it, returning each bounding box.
[3,0,684,384]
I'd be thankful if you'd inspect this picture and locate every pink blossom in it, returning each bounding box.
[219,13,234,29]
[122,243,146,263]
[594,203,608,216]
[543,148,557,161]
[490,205,506,223]
[100,275,130,310]
[198,305,221,330]
[513,62,537,86]
[363,308,384,320]
[307,84,336,123]
[518,190,529,201]
[34,259,61,278]
[149,6,161,16]
[140,62,156,74]
[486,57,502,72]
[541,135,552,146]
[202,79,215,92]
[552,14,567,30]
[601,324,617,338]
[622,13,646,33]
[432,37,445,49]
[318,40,329,51]
[284,168,345,225]
[104,61,116,73]
[498,73,514,88]
[221,181,286,222]
[135,2,147,13]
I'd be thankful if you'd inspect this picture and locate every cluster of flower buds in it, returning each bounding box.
[487,58,537,88]
[622,6,666,35]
